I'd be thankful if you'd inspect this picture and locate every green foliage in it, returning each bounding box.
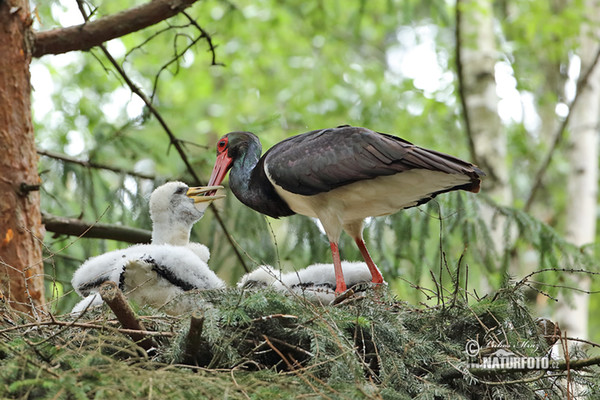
[2,281,598,399]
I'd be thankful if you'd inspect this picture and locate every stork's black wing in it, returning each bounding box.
[264,126,484,196]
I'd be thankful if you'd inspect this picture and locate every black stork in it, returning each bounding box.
[207,125,484,294]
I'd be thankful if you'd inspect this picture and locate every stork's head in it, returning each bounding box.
[149,181,224,227]
[206,131,259,194]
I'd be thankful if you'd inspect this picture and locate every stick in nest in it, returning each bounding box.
[100,281,157,353]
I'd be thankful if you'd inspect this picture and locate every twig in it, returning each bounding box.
[265,336,314,358]
[38,149,157,180]
[561,330,573,400]
[515,268,600,290]
[182,11,221,66]
[524,45,600,211]
[148,11,221,102]
[99,281,157,352]
[565,336,600,349]
[331,288,356,306]
[262,335,333,400]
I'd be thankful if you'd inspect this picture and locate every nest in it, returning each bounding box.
[1,285,597,399]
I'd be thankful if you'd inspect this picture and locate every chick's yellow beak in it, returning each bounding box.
[186,186,225,203]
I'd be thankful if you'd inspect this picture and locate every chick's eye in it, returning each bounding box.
[175,186,187,195]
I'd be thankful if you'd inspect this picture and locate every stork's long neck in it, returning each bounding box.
[151,218,191,246]
[229,138,295,218]
[229,139,262,198]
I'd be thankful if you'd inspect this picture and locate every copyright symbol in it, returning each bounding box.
[465,340,480,357]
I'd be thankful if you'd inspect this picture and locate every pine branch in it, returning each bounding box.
[33,0,201,58]
[42,212,151,244]
[38,149,157,180]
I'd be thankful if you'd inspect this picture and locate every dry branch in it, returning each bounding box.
[182,312,205,365]
[33,0,201,58]
[99,281,157,352]
[42,212,151,244]
[38,149,157,180]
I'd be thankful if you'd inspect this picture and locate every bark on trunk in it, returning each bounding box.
[555,0,600,340]
[458,0,510,204]
[0,0,45,315]
[457,0,512,274]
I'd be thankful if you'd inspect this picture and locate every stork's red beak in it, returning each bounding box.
[206,151,233,196]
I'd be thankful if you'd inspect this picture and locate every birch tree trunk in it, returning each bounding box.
[554,0,600,340]
[0,0,46,314]
[457,0,512,258]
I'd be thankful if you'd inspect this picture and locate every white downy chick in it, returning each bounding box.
[236,261,383,304]
[237,265,283,289]
[71,181,223,313]
[280,261,378,304]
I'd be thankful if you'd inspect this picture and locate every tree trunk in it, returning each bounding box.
[458,0,509,204]
[0,0,45,315]
[555,0,600,340]
[457,0,512,276]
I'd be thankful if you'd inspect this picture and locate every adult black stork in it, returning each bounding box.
[207,125,484,294]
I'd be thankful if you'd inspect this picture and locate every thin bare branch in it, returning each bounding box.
[182,11,221,66]
[33,0,201,58]
[38,149,157,180]
[524,45,600,211]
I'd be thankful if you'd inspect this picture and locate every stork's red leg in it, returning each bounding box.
[330,242,347,293]
[354,238,384,284]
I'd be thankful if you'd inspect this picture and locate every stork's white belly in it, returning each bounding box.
[268,169,472,223]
